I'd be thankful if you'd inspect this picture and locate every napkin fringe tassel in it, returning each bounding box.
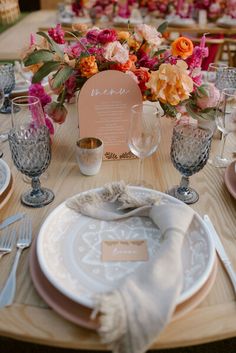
[95,291,127,346]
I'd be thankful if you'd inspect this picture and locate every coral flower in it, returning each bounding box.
[133,68,150,93]
[79,56,98,78]
[146,60,194,106]
[113,54,137,72]
[171,37,194,59]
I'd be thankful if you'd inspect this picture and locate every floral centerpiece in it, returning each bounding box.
[193,0,226,21]
[22,22,219,127]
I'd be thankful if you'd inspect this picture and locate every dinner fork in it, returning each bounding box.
[0,216,32,308]
[0,228,16,259]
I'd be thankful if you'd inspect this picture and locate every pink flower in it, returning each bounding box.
[45,115,55,135]
[137,53,158,70]
[118,4,131,18]
[98,29,117,44]
[104,41,129,64]
[48,24,65,44]
[65,76,77,102]
[196,83,220,110]
[186,46,209,71]
[29,83,52,108]
[45,102,67,124]
[86,29,101,44]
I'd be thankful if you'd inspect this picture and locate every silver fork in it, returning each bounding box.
[0,228,16,260]
[0,216,32,308]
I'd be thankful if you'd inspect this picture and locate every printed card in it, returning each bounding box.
[101,240,149,262]
[78,70,143,160]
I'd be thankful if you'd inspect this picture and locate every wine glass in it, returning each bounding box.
[207,63,228,88]
[128,103,161,184]
[167,124,212,204]
[0,64,16,114]
[215,66,236,91]
[8,96,54,207]
[211,88,236,168]
[0,87,4,108]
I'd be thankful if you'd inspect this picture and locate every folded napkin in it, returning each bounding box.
[66,182,195,353]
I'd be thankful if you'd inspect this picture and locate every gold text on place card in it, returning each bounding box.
[101,240,148,262]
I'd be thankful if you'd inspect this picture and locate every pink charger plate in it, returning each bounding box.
[224,161,236,199]
[29,237,218,329]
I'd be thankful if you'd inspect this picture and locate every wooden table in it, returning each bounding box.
[0,102,236,350]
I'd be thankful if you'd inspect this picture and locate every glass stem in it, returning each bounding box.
[31,177,42,196]
[219,133,227,159]
[178,175,190,194]
[138,158,144,185]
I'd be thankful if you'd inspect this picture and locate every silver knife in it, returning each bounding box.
[204,214,236,295]
[0,213,25,231]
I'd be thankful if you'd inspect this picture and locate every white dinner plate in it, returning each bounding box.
[36,186,215,309]
[0,159,11,196]
[12,73,48,95]
[0,159,13,210]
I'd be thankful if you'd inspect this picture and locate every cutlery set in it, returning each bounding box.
[0,213,32,308]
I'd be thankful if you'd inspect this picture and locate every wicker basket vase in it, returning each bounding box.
[0,0,20,25]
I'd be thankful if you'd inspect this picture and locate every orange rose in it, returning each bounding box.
[171,37,193,59]
[79,56,98,78]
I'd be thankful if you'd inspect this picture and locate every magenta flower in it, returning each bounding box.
[88,46,104,58]
[29,83,52,108]
[65,76,77,101]
[48,24,65,44]
[86,29,101,44]
[98,29,117,44]
[118,4,131,18]
[45,115,55,135]
[186,46,209,71]
[137,53,158,70]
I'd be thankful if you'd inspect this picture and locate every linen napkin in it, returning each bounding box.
[66,181,195,353]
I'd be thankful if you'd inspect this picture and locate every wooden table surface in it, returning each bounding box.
[0,101,236,350]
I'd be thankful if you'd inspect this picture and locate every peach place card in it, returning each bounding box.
[78,70,143,160]
[101,240,149,262]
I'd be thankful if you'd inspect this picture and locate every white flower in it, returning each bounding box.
[103,41,129,64]
[134,24,163,49]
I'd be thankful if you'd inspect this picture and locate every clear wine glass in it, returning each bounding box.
[0,64,16,114]
[207,63,228,88]
[167,124,212,204]
[128,103,161,184]
[0,87,4,108]
[8,96,54,207]
[211,88,236,168]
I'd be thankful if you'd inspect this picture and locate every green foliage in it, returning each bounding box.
[157,21,168,34]
[161,102,177,117]
[36,31,64,58]
[186,101,216,121]
[24,49,54,66]
[32,61,61,83]
[51,66,74,89]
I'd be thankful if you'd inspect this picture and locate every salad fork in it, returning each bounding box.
[0,216,32,308]
[0,229,16,260]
